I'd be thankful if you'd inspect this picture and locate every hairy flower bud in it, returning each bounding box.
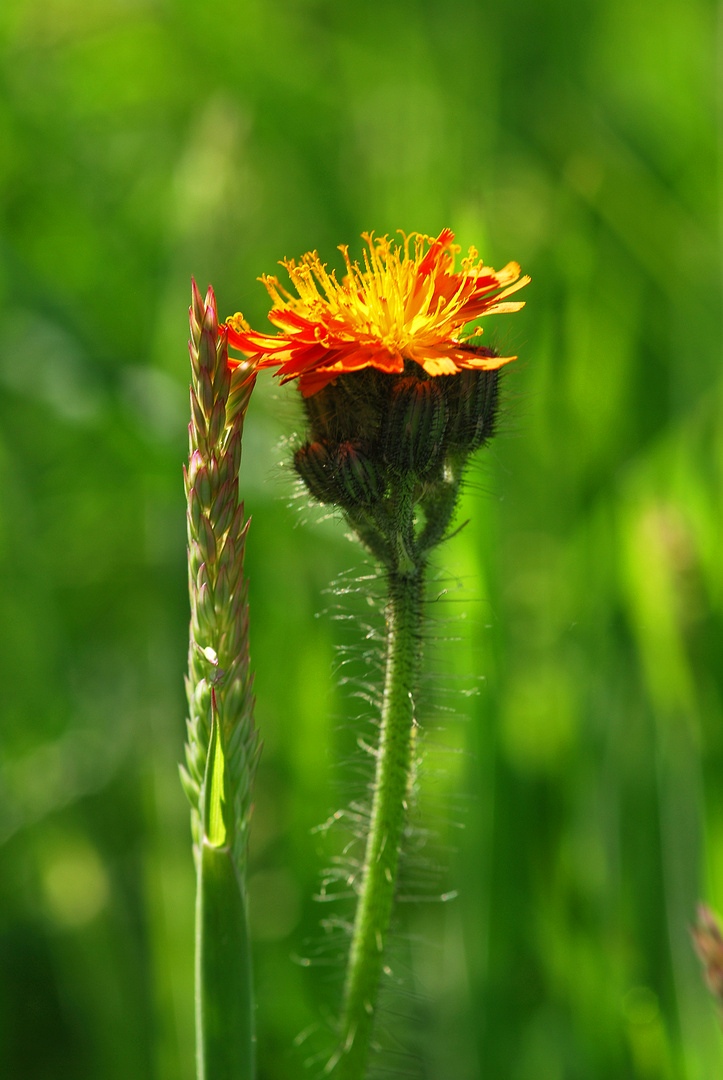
[383,377,447,475]
[294,441,341,504]
[301,371,386,447]
[335,442,387,506]
[295,438,387,509]
[441,360,499,456]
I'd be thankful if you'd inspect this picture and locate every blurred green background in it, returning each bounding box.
[1,0,721,1077]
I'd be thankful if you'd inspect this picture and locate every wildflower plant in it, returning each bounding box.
[224,230,529,1078]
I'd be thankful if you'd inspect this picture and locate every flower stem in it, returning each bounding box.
[332,564,424,1079]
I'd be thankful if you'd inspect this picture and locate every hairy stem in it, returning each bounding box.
[332,566,424,1079]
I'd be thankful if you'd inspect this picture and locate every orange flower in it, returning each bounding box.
[225,229,529,397]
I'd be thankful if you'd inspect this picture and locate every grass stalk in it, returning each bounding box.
[182,280,258,1080]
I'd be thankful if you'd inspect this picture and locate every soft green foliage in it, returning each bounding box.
[0,1,721,1079]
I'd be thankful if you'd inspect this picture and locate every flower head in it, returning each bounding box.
[225,229,529,396]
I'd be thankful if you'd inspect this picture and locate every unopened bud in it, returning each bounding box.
[303,386,339,442]
[301,369,386,446]
[295,439,387,509]
[294,441,341,504]
[335,442,386,506]
[443,366,499,455]
[383,377,447,474]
